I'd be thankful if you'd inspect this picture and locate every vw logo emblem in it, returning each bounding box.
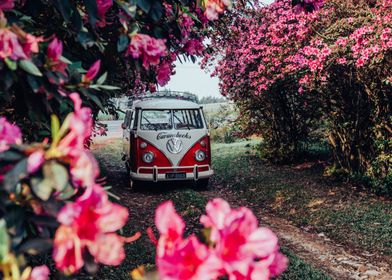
[166,137,183,154]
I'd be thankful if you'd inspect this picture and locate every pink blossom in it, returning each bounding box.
[29,265,50,280]
[184,38,204,55]
[47,38,62,61]
[69,150,99,188]
[154,202,220,280]
[0,0,14,11]
[58,93,93,153]
[0,117,22,152]
[53,184,131,274]
[27,150,45,174]
[156,60,173,86]
[96,0,113,27]
[200,198,288,278]
[0,28,27,60]
[204,0,232,21]
[126,34,167,69]
[83,60,101,82]
[46,38,67,74]
[157,236,220,280]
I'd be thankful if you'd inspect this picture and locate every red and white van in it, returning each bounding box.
[121,98,213,188]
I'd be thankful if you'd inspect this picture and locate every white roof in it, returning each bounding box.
[132,99,201,110]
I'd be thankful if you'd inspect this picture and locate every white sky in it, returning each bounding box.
[159,0,275,98]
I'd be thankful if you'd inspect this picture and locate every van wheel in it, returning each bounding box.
[130,179,142,190]
[196,178,209,189]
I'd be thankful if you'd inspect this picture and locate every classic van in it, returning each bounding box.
[121,98,213,188]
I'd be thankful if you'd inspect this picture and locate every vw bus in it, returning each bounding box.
[121,98,213,188]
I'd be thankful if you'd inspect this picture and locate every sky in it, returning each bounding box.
[159,0,275,98]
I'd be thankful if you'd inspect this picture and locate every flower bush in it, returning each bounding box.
[0,0,231,141]
[205,0,391,189]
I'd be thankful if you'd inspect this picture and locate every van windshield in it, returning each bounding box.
[140,109,204,130]
[140,110,172,131]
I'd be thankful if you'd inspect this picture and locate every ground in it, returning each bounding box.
[90,135,392,280]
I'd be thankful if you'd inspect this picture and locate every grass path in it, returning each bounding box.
[92,138,392,280]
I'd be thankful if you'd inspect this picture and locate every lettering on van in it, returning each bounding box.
[156,132,191,140]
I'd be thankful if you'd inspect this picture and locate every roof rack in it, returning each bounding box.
[128,91,198,106]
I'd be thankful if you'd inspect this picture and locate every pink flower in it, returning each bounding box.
[46,38,67,74]
[204,0,232,21]
[53,184,131,274]
[0,0,14,11]
[200,198,288,279]
[27,150,45,174]
[58,93,93,153]
[83,60,101,83]
[184,38,204,56]
[96,0,113,27]
[155,201,185,256]
[158,236,220,280]
[156,60,173,86]
[0,27,27,60]
[47,38,62,61]
[154,201,220,280]
[69,150,99,188]
[29,265,50,280]
[0,117,22,152]
[126,33,167,69]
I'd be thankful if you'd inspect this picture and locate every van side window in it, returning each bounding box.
[124,111,131,127]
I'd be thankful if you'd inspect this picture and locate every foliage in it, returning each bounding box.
[198,95,226,104]
[0,0,228,140]
[205,103,240,143]
[205,0,391,187]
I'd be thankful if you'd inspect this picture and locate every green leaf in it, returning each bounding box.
[0,219,10,262]
[149,1,163,22]
[60,56,72,64]
[117,34,129,53]
[3,159,28,192]
[97,72,108,85]
[31,162,69,201]
[137,0,152,13]
[4,58,17,71]
[43,162,69,192]
[51,115,60,141]
[17,238,52,255]
[84,0,98,26]
[31,178,53,201]
[0,150,24,162]
[19,60,43,77]
[91,84,120,90]
[117,1,137,17]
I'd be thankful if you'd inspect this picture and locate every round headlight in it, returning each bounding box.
[195,150,206,162]
[142,152,154,163]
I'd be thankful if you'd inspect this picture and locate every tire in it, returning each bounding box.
[196,178,209,189]
[130,179,142,190]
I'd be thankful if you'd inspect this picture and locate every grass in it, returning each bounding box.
[280,248,332,280]
[212,140,392,256]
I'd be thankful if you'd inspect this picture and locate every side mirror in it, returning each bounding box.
[121,123,126,130]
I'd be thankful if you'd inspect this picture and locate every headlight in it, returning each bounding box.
[142,152,154,163]
[195,150,206,162]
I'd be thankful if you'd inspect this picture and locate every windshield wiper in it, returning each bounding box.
[174,114,190,130]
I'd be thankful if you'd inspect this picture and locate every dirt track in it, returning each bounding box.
[93,137,392,280]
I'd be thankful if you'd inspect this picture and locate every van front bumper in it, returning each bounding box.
[130,165,213,182]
